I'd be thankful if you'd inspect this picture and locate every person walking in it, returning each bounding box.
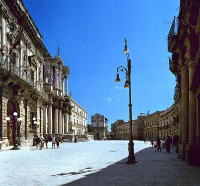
[165,136,171,153]
[45,136,49,148]
[156,137,161,151]
[39,134,44,150]
[52,135,56,149]
[150,139,154,147]
[56,138,60,148]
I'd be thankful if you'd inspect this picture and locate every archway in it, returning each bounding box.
[7,99,20,146]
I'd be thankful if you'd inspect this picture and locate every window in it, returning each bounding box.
[31,70,34,80]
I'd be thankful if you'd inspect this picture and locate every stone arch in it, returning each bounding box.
[7,99,20,146]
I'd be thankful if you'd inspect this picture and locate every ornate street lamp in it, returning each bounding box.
[9,112,22,150]
[115,38,136,164]
[32,117,37,146]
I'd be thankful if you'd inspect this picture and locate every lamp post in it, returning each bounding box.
[115,38,136,164]
[32,117,37,146]
[10,112,22,150]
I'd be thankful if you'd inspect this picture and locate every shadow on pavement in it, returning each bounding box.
[60,147,200,186]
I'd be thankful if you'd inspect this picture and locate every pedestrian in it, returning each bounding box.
[156,137,161,151]
[150,139,154,147]
[52,135,56,149]
[165,136,171,153]
[56,138,60,148]
[35,135,40,148]
[45,136,49,148]
[74,136,77,143]
[39,134,44,150]
[173,135,179,153]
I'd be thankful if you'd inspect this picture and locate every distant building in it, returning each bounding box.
[69,94,88,136]
[111,114,147,140]
[143,104,179,141]
[144,111,161,141]
[133,114,148,140]
[116,120,129,140]
[91,114,108,140]
[110,120,124,140]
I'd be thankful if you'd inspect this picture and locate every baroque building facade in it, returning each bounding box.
[0,0,87,148]
[133,114,148,140]
[91,113,108,140]
[144,104,179,141]
[69,94,88,136]
[111,114,147,140]
[116,121,129,140]
[167,0,200,165]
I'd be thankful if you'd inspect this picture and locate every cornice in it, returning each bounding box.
[3,0,48,55]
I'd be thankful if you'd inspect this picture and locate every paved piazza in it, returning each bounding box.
[0,140,150,186]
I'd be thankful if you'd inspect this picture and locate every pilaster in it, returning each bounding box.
[58,109,62,135]
[181,65,189,144]
[54,107,58,134]
[188,62,196,144]
[43,105,47,135]
[48,104,52,134]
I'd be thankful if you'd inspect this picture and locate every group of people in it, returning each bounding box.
[149,135,179,153]
[35,134,61,150]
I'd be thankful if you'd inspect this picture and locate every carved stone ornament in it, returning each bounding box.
[7,17,20,44]
[45,69,53,84]
[2,45,8,55]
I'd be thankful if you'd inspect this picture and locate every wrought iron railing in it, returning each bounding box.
[169,57,172,70]
[0,56,34,87]
[0,56,50,100]
[168,16,179,47]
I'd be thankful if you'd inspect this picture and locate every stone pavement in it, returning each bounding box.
[62,146,200,186]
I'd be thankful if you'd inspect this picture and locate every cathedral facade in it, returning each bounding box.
[0,0,87,148]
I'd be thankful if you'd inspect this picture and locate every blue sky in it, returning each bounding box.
[24,0,180,131]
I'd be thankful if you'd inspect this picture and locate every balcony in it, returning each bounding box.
[168,16,179,52]
[0,57,34,87]
[0,57,49,100]
[169,52,179,75]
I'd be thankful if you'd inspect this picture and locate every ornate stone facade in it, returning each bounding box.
[167,0,200,165]
[91,113,108,140]
[144,104,179,141]
[0,0,87,148]
[69,95,88,136]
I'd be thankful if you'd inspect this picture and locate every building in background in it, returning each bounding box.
[116,121,129,140]
[144,111,161,141]
[91,113,108,140]
[110,119,124,140]
[133,114,148,140]
[143,104,179,142]
[69,94,88,136]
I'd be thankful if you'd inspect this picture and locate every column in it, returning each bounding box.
[43,106,47,135]
[0,87,2,140]
[59,69,62,91]
[65,75,68,95]
[188,63,196,144]
[179,99,182,143]
[180,65,189,160]
[58,110,62,134]
[181,65,189,144]
[54,108,58,134]
[48,105,52,134]
[64,113,68,134]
